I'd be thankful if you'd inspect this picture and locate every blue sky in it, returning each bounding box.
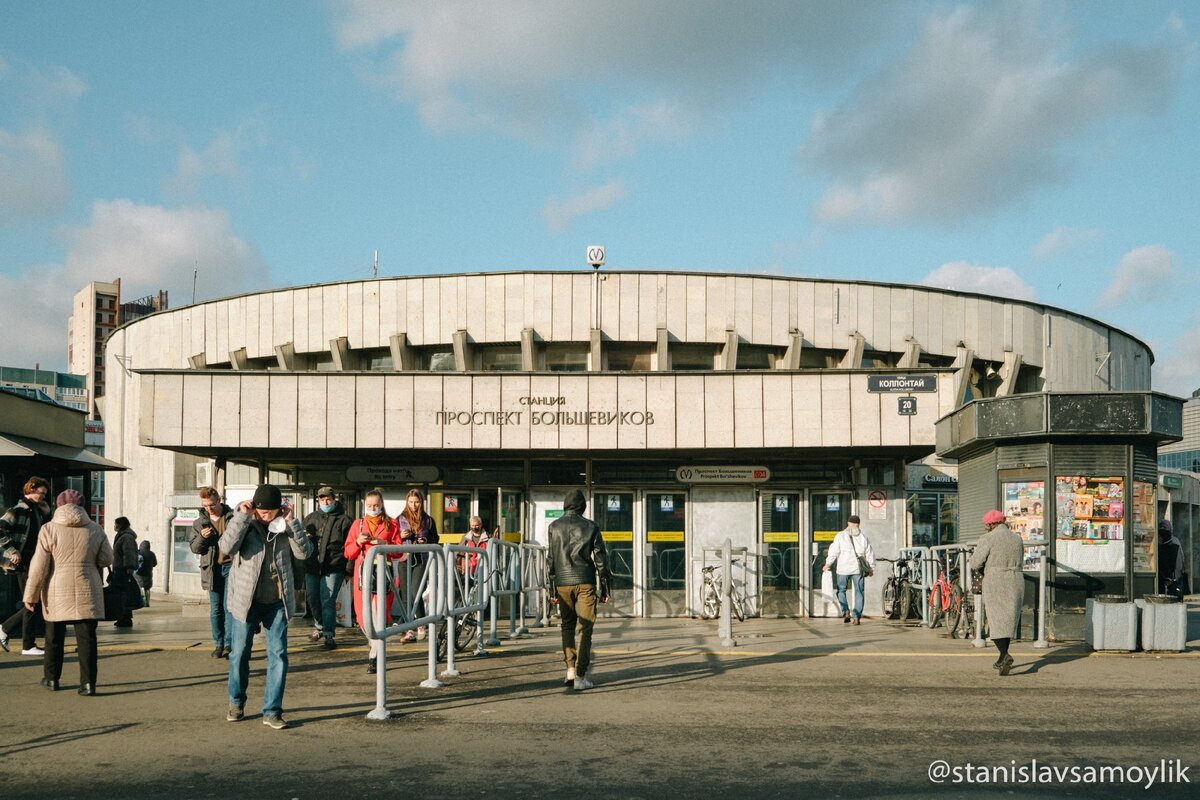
[1,1,1197,395]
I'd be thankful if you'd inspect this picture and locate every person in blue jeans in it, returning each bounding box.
[301,487,351,650]
[219,485,312,730]
[190,487,235,658]
[822,515,876,625]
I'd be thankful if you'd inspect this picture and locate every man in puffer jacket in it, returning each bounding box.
[219,484,313,730]
[547,489,610,692]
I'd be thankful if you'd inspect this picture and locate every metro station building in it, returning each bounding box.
[104,270,1172,621]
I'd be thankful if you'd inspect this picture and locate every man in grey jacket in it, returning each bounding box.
[548,489,610,692]
[219,484,312,730]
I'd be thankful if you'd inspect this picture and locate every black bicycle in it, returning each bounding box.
[878,557,923,622]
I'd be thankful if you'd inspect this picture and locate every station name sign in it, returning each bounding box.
[434,396,656,427]
[345,465,440,483]
[676,465,770,484]
[867,375,938,393]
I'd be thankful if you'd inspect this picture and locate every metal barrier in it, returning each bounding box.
[441,543,492,677]
[897,546,931,627]
[360,544,447,720]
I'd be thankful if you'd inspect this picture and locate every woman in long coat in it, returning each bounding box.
[969,510,1025,676]
[23,489,114,695]
[343,488,402,673]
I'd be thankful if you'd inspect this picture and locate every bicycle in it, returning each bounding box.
[929,555,976,639]
[699,563,746,622]
[878,557,923,622]
[435,550,492,662]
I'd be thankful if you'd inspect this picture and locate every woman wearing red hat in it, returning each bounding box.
[970,510,1025,676]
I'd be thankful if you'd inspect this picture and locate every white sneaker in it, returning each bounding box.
[22,646,45,656]
[0,624,9,652]
[400,630,416,643]
[416,626,427,641]
[564,667,576,686]
[573,676,594,691]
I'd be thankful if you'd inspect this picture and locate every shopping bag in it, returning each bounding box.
[818,569,841,616]
[335,579,353,628]
[102,584,127,622]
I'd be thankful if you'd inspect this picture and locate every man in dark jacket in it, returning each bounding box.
[0,476,51,654]
[547,489,610,691]
[110,517,139,628]
[302,487,351,650]
[190,487,235,657]
[1158,519,1188,598]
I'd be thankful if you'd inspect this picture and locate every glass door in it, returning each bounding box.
[476,491,498,538]
[500,489,524,541]
[760,492,800,617]
[809,491,851,616]
[593,491,636,617]
[430,489,472,543]
[644,492,687,616]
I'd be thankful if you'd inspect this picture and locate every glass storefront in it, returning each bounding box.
[907,492,958,548]
[593,491,635,616]
[810,491,850,612]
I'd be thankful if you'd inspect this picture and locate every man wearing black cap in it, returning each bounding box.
[219,484,313,729]
[302,486,350,650]
[547,489,610,691]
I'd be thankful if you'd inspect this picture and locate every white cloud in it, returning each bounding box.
[1098,245,1179,307]
[0,200,270,370]
[332,2,897,134]
[1032,225,1102,260]
[1152,323,1200,398]
[921,262,1037,301]
[804,4,1189,224]
[571,101,693,172]
[542,180,627,232]
[0,128,69,222]
[167,119,269,198]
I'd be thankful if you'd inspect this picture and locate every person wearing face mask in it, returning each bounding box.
[343,488,402,673]
[302,487,351,650]
[219,485,313,730]
[397,489,439,643]
[458,516,489,578]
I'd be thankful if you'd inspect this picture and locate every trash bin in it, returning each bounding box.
[1085,596,1138,651]
[1139,595,1187,652]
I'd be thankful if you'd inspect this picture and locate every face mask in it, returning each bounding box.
[268,516,287,534]
[319,502,335,513]
[365,508,383,518]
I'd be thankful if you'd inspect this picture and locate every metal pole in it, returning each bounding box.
[442,547,460,678]
[420,559,443,688]
[514,545,530,637]
[366,550,391,720]
[719,538,735,647]
[1034,545,1049,649]
[486,545,501,647]
[969,548,986,648]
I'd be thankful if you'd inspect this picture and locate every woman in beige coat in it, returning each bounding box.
[969,509,1025,677]
[23,489,113,695]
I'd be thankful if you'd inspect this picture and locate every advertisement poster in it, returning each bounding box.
[1055,476,1126,573]
[1131,481,1156,573]
[1003,480,1045,544]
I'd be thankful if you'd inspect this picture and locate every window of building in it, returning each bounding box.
[606,345,653,372]
[309,352,337,372]
[736,345,776,370]
[671,344,715,371]
[861,350,898,369]
[359,348,393,371]
[479,346,522,372]
[545,343,589,372]
[421,348,456,372]
[796,348,842,368]
[907,492,958,548]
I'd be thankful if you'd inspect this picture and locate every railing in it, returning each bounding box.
[440,543,492,678]
[897,546,931,627]
[926,544,981,645]
[484,538,523,646]
[519,543,549,632]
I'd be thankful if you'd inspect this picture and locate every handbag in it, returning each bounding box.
[124,576,145,610]
[850,535,872,577]
[102,583,126,622]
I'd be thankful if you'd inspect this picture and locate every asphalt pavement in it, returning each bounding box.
[2,598,1198,799]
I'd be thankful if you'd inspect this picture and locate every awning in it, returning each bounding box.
[0,433,126,472]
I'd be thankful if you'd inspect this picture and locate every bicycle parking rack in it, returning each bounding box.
[361,543,448,720]
[484,539,525,645]
[700,540,749,647]
[927,544,982,646]
[517,542,549,634]
[897,546,930,627]
[441,543,492,677]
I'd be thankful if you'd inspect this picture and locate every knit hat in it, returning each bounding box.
[252,484,282,510]
[56,489,84,507]
[983,509,1006,525]
[1158,518,1173,533]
